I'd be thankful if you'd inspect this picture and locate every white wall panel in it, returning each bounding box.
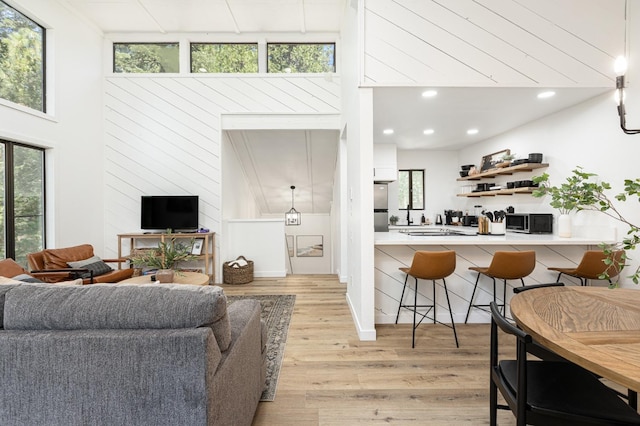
[363,0,624,87]
[104,75,340,281]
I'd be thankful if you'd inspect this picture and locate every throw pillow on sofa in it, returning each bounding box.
[68,255,113,279]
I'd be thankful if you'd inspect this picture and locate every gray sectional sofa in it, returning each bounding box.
[0,283,266,426]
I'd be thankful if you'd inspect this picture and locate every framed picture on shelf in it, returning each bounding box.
[191,238,204,255]
[481,149,510,171]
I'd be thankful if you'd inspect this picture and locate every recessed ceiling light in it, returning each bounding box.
[423,129,435,135]
[422,90,438,98]
[383,129,394,135]
[467,128,479,135]
[537,91,556,99]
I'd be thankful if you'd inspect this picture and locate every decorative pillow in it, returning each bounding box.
[0,276,24,285]
[67,256,113,279]
[11,273,44,283]
[0,258,28,278]
[42,244,94,270]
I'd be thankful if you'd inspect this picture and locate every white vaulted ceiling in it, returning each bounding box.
[226,129,339,214]
[61,0,347,33]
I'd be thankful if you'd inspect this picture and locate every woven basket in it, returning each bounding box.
[223,256,254,285]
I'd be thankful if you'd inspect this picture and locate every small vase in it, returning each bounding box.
[156,269,174,283]
[558,214,571,238]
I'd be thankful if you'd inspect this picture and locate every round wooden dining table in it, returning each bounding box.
[510,285,640,393]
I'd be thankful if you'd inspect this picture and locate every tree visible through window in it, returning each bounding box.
[267,43,335,73]
[113,43,179,73]
[0,0,45,112]
[398,169,424,210]
[191,43,258,73]
[0,141,45,267]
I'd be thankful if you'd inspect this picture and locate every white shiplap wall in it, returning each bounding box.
[363,0,624,87]
[104,75,341,281]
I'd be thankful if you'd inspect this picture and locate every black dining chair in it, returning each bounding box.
[489,301,640,426]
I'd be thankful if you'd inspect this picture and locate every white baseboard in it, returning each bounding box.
[346,292,376,341]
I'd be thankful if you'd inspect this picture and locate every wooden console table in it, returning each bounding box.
[511,286,640,393]
[117,232,215,283]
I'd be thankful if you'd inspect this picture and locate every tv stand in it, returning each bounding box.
[117,232,215,283]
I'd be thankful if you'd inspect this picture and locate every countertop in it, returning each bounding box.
[375,226,614,246]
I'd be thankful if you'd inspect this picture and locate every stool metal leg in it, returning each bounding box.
[412,277,418,348]
[464,273,481,323]
[442,278,459,348]
[395,274,409,324]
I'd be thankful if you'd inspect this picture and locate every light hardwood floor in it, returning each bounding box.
[220,274,517,425]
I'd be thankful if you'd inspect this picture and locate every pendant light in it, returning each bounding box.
[614,0,640,134]
[285,185,301,226]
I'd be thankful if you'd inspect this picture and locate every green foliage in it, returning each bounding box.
[268,43,335,73]
[114,43,179,73]
[389,215,399,224]
[130,237,196,270]
[191,43,258,73]
[0,1,44,111]
[532,167,610,214]
[533,167,640,286]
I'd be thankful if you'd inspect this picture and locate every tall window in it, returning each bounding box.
[113,43,179,73]
[0,141,45,267]
[267,43,335,73]
[191,43,258,73]
[398,169,424,210]
[0,1,46,112]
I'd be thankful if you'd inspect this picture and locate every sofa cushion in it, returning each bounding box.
[67,255,113,278]
[0,283,21,329]
[0,258,28,277]
[11,273,44,283]
[42,244,94,270]
[3,283,232,350]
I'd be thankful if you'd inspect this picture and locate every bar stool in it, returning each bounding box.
[464,250,535,323]
[395,250,458,348]
[548,250,625,286]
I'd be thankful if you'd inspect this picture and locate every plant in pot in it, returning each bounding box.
[130,236,196,283]
[389,215,399,225]
[498,152,516,167]
[533,167,640,285]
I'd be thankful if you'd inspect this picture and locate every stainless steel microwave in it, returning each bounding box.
[505,213,553,234]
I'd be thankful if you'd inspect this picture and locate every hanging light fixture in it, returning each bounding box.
[615,56,640,134]
[285,185,301,226]
[614,0,640,135]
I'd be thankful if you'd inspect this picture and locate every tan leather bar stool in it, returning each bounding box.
[548,250,625,286]
[395,250,458,348]
[464,250,535,323]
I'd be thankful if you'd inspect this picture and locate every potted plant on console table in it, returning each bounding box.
[533,167,640,286]
[130,235,196,283]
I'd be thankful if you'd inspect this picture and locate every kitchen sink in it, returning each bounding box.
[404,228,475,236]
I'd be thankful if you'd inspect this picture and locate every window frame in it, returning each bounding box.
[189,42,259,73]
[266,42,336,73]
[112,42,180,74]
[0,140,46,264]
[398,169,425,211]
[0,0,47,112]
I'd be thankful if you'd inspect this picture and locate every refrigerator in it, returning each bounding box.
[374,183,389,232]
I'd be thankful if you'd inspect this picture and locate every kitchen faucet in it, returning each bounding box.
[406,205,413,225]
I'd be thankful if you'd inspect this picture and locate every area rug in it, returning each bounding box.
[226,294,296,401]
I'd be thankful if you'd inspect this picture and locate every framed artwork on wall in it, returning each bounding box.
[296,235,323,257]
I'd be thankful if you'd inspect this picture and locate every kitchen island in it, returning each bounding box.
[375,226,615,325]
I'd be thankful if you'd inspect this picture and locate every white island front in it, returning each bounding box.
[375,226,615,325]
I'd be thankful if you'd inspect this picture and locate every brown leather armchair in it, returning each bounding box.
[27,244,133,284]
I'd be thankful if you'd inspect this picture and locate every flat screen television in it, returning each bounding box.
[141,195,199,231]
